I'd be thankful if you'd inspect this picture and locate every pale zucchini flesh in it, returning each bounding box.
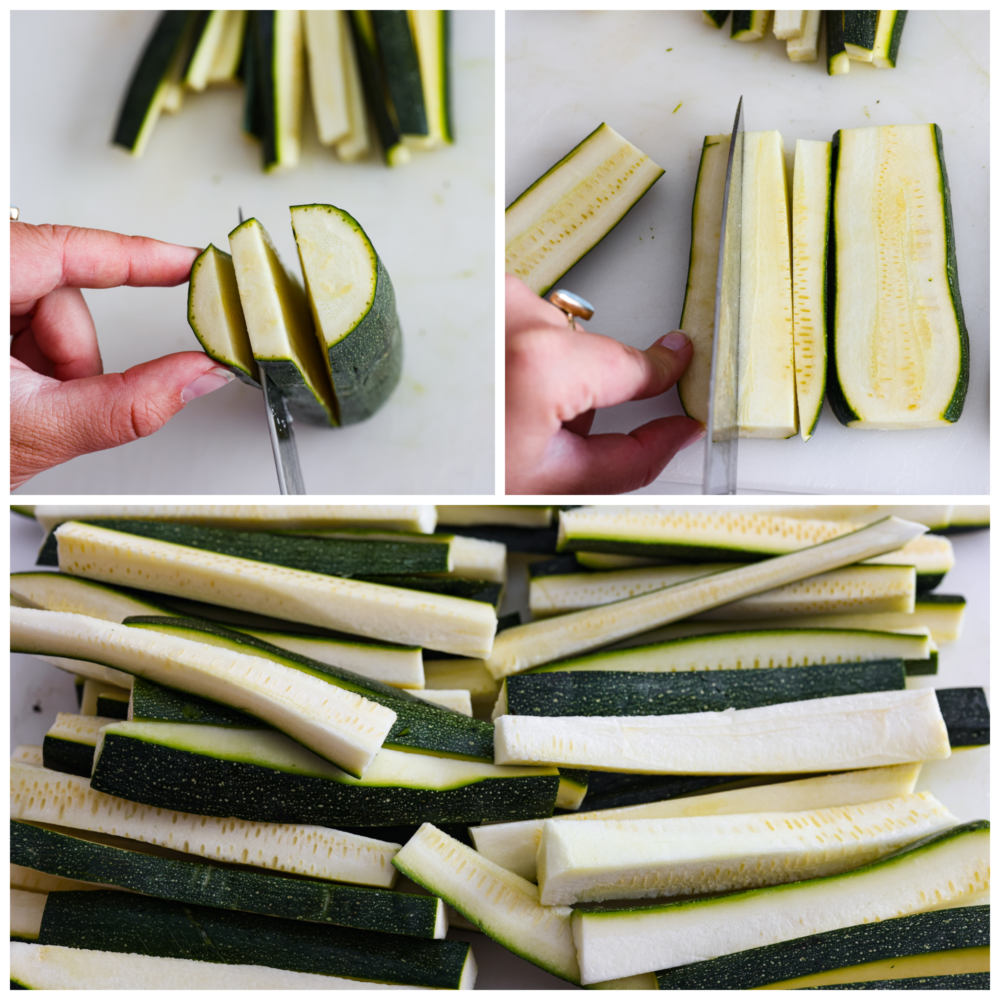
[334,9,372,161]
[302,10,350,145]
[787,10,821,61]
[11,863,113,895]
[872,10,907,69]
[408,10,452,148]
[11,888,46,941]
[773,10,806,39]
[182,10,229,91]
[207,10,247,83]
[10,569,180,623]
[731,10,770,41]
[505,123,665,296]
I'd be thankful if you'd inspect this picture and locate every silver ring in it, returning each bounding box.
[548,289,594,330]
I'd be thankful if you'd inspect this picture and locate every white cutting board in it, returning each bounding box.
[12,10,495,496]
[507,11,989,495]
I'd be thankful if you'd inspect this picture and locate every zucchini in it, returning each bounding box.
[181,10,229,91]
[11,759,402,889]
[571,821,990,983]
[112,11,195,156]
[11,745,44,767]
[207,10,247,83]
[787,10,821,61]
[437,505,554,528]
[241,11,264,139]
[872,11,908,69]
[656,905,989,989]
[12,823,446,939]
[229,216,338,425]
[11,608,399,779]
[497,660,906,721]
[11,889,45,942]
[42,713,111,777]
[843,11,878,61]
[943,505,989,532]
[494,689,951,774]
[487,517,926,678]
[334,10,373,161]
[302,11,350,145]
[51,519,497,657]
[424,657,501,718]
[505,123,665,296]
[408,10,452,148]
[78,679,130,718]
[393,823,581,985]
[371,11,427,138]
[936,688,990,748]
[469,763,923,883]
[11,865,110,895]
[730,11,770,41]
[677,134,729,423]
[187,245,260,387]
[805,973,989,989]
[827,12,851,74]
[828,125,969,428]
[290,203,403,425]
[773,11,806,39]
[702,12,730,29]
[252,10,304,170]
[413,688,472,715]
[791,139,831,440]
[537,792,956,906]
[11,570,183,622]
[30,890,476,989]
[89,721,560,827]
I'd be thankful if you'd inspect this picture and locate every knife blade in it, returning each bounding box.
[703,96,745,495]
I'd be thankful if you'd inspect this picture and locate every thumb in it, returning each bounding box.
[11,352,235,487]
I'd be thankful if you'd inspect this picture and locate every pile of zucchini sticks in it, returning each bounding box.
[9,504,989,989]
[113,11,451,169]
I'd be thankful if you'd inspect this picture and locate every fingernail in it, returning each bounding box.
[182,368,235,403]
[657,331,691,352]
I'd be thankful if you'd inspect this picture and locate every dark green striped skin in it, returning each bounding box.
[123,619,497,761]
[703,11,730,29]
[936,688,990,746]
[41,735,94,778]
[877,10,907,68]
[825,129,855,421]
[11,822,442,939]
[371,12,427,136]
[843,11,878,54]
[916,593,965,607]
[454,524,560,554]
[94,694,129,720]
[131,676,262,727]
[349,12,405,164]
[179,11,212,77]
[252,12,279,168]
[112,11,193,150]
[804,973,989,990]
[826,12,850,75]
[90,732,559,827]
[36,890,471,988]
[558,768,589,799]
[656,905,989,989]
[574,772,759,813]
[504,660,907,718]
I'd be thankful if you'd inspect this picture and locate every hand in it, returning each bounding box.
[505,275,705,494]
[10,223,236,489]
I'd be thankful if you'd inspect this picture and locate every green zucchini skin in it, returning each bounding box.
[503,661,907,718]
[873,10,907,68]
[575,772,755,813]
[825,129,855,424]
[94,695,129,720]
[89,730,559,828]
[35,889,471,989]
[826,12,851,75]
[349,12,408,165]
[655,905,989,989]
[11,822,442,939]
[936,687,990,747]
[131,675,261,727]
[359,575,502,606]
[804,973,989,990]
[241,13,264,139]
[123,618,498,761]
[730,11,767,40]
[371,11,427,136]
[843,11,878,58]
[112,11,193,153]
[252,12,279,168]
[41,735,94,778]
[703,11,730,29]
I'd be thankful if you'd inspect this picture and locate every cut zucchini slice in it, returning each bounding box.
[791,139,831,440]
[872,11,907,69]
[494,689,951,774]
[302,10,351,145]
[229,216,338,425]
[505,123,665,296]
[571,821,989,983]
[773,11,806,40]
[42,712,112,777]
[787,10,821,61]
[730,11,770,41]
[371,11,427,138]
[412,688,472,715]
[182,10,229,91]
[187,244,260,386]
[827,12,851,74]
[409,10,452,148]
[207,10,247,84]
[11,888,45,942]
[11,745,44,767]
[828,125,969,429]
[252,10,304,170]
[335,10,373,161]
[291,203,403,425]
[79,679,129,718]
[393,823,581,984]
[702,12,730,29]
[843,11,878,61]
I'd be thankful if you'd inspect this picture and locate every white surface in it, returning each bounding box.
[9,511,989,989]
[506,11,989,495]
[12,10,495,495]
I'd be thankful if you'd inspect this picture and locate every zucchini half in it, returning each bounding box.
[207,10,247,84]
[505,123,665,295]
[828,124,969,429]
[773,11,806,40]
[291,203,403,425]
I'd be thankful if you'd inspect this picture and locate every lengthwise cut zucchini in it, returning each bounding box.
[730,11,770,41]
[571,821,990,983]
[702,11,730,29]
[371,11,427,138]
[42,713,113,777]
[409,10,452,148]
[181,10,229,91]
[828,124,969,429]
[843,11,878,61]
[787,10,821,61]
[773,11,806,40]
[79,679,130,718]
[872,11,908,68]
[252,10,304,170]
[302,10,351,145]
[207,10,247,83]
[505,123,665,295]
[827,12,851,74]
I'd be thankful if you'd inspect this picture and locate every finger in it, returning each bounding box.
[533,416,706,494]
[11,222,201,305]
[10,352,235,487]
[10,287,103,380]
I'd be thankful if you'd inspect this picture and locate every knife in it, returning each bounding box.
[702,96,745,495]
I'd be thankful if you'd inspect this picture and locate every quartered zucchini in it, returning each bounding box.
[302,10,350,145]
[505,123,665,295]
[872,11,908,69]
[291,203,403,425]
[371,11,427,139]
[702,11,730,29]
[182,10,229,91]
[791,139,831,440]
[207,10,247,84]
[409,10,452,148]
[843,11,878,61]
[773,11,806,39]
[787,10,821,61]
[42,713,112,777]
[827,12,851,74]
[187,244,259,386]
[335,10,373,161]
[730,11,770,41]
[571,821,989,983]
[79,679,129,718]
[828,125,969,428]
[251,10,304,170]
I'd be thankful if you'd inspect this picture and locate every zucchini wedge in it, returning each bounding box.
[787,10,821,61]
[656,905,989,989]
[252,10,304,170]
[409,10,452,148]
[302,10,351,145]
[827,12,851,74]
[828,125,969,429]
[730,11,770,41]
[11,889,44,942]
[571,821,990,984]
[291,203,403,425]
[791,139,831,440]
[11,608,398,779]
[335,10,373,161]
[79,680,129,718]
[702,11,730,29]
[42,713,112,777]
[773,11,806,39]
[29,890,476,989]
[843,11,879,61]
[181,10,229,91]
[11,760,401,889]
[505,123,665,295]
[393,823,581,985]
[51,519,497,657]
[186,244,260,387]
[207,10,247,84]
[371,11,428,139]
[11,745,44,767]
[493,689,951,774]
[872,11,907,69]
[229,216,338,425]
[89,722,560,828]
[469,764,923,883]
